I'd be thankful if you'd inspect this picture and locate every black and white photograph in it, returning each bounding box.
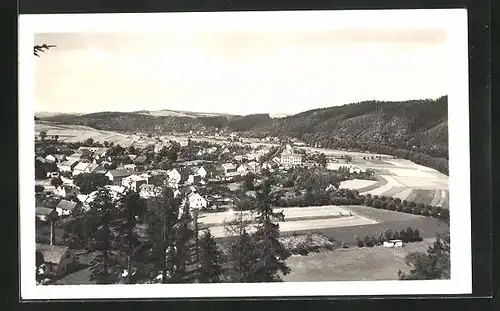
[19,9,471,299]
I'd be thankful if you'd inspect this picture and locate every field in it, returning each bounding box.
[200,205,379,238]
[324,150,449,208]
[204,214,379,238]
[198,205,355,226]
[282,238,435,281]
[35,122,154,147]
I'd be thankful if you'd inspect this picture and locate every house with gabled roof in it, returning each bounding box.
[54,184,80,199]
[58,159,79,173]
[166,168,182,188]
[105,170,134,186]
[55,199,80,216]
[220,163,236,174]
[36,207,58,222]
[72,162,92,176]
[93,147,108,159]
[186,192,208,210]
[36,243,77,277]
[122,174,148,191]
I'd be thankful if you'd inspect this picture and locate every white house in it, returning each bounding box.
[220,163,236,175]
[237,164,251,176]
[187,192,208,209]
[55,199,79,216]
[280,152,303,167]
[167,169,182,187]
[45,154,57,163]
[122,174,148,191]
[197,167,208,178]
[54,185,80,199]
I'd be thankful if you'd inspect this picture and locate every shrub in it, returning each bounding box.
[373,195,379,200]
[413,205,422,215]
[364,235,376,247]
[381,201,389,209]
[413,229,422,242]
[402,200,408,206]
[365,198,373,206]
[380,196,387,201]
[356,237,365,247]
[408,201,417,208]
[421,207,430,216]
[393,231,401,240]
[372,199,382,209]
[384,229,393,241]
[394,198,402,205]
[405,227,414,242]
[396,204,404,212]
[388,202,397,211]
[403,206,413,214]
[430,206,440,217]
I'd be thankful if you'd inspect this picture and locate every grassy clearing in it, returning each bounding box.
[282,238,435,282]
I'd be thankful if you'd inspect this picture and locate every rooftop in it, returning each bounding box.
[56,199,78,211]
[36,243,70,264]
[36,207,55,216]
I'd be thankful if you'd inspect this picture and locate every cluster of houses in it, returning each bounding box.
[35,139,332,281]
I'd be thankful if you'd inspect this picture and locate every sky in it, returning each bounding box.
[35,28,447,116]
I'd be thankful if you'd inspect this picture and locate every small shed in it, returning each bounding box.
[383,239,403,248]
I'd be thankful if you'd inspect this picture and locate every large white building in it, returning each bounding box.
[280,151,303,167]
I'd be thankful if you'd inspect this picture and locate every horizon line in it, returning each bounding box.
[35,95,448,117]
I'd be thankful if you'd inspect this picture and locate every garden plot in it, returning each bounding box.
[339,179,378,190]
[198,205,352,226]
[205,215,379,238]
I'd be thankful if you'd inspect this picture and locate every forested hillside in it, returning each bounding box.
[40,96,448,173]
[244,96,448,158]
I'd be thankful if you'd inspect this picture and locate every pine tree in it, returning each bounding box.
[170,201,196,282]
[399,231,450,280]
[250,179,291,282]
[114,189,146,284]
[197,230,223,283]
[87,188,121,284]
[145,187,181,283]
[228,229,257,282]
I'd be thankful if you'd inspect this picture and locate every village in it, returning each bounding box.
[34,127,450,284]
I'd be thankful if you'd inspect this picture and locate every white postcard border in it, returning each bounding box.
[19,9,471,299]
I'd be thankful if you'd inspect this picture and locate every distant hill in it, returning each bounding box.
[243,96,448,158]
[39,96,448,173]
[134,109,236,118]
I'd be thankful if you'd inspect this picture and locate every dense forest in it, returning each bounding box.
[40,97,448,173]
